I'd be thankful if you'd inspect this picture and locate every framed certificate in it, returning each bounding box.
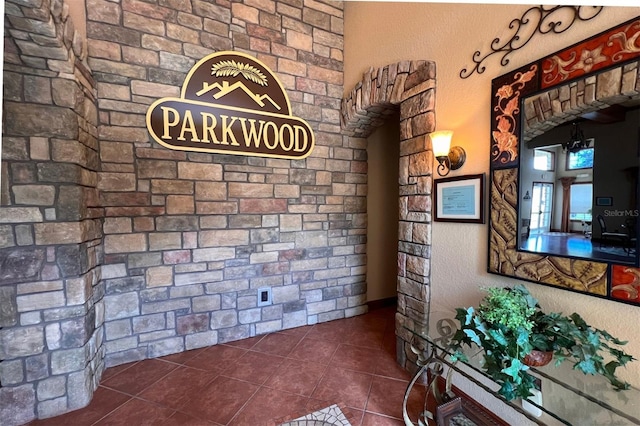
[434,174,485,223]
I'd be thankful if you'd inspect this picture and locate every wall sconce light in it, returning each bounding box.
[523,190,531,200]
[430,130,466,177]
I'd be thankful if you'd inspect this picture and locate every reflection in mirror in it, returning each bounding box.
[489,17,640,301]
[519,98,640,265]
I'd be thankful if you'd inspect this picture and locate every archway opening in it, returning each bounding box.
[341,60,437,370]
[366,114,400,303]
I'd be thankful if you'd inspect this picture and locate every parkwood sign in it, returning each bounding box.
[146,51,315,159]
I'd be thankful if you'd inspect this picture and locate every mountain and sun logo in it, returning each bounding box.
[146,51,315,159]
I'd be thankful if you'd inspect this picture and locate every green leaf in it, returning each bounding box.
[570,312,588,329]
[515,284,539,308]
[454,307,469,324]
[599,329,613,339]
[612,380,631,391]
[576,359,597,375]
[586,331,600,347]
[610,336,628,346]
[465,307,475,325]
[499,381,518,401]
[502,358,525,381]
[620,354,634,365]
[516,328,530,347]
[472,317,487,335]
[571,344,589,360]
[464,329,481,346]
[450,351,469,363]
[486,329,508,346]
[518,372,538,399]
[604,360,620,377]
[531,334,550,351]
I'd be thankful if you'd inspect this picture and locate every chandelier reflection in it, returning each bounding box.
[562,122,591,153]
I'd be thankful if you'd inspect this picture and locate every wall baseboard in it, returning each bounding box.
[367,297,397,311]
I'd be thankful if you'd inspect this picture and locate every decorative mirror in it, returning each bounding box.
[488,16,640,305]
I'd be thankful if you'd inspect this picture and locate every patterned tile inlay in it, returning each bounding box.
[279,404,352,426]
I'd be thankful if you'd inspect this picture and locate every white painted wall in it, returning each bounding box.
[345,2,640,421]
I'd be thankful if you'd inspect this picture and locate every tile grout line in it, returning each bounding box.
[36,309,399,425]
[245,333,308,425]
[88,387,134,426]
[94,359,187,424]
[222,371,274,425]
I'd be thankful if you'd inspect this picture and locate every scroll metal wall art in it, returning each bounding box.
[460,5,604,79]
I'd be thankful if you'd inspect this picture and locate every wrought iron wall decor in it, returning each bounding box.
[487,16,640,306]
[460,5,604,79]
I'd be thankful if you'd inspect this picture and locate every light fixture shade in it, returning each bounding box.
[430,131,453,157]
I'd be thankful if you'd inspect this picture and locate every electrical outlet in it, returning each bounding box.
[257,287,271,306]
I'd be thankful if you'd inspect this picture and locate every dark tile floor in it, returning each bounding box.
[28,305,426,425]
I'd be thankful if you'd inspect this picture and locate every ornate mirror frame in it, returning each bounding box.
[488,16,640,305]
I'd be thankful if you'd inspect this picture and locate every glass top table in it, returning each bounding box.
[406,311,640,425]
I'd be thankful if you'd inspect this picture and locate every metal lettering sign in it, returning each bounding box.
[146,51,315,159]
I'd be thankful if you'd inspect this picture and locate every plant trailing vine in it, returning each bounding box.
[449,285,635,401]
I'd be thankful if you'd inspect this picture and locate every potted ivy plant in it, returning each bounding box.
[448,285,635,401]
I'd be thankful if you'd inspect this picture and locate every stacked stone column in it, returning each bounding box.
[341,60,437,371]
[1,1,104,425]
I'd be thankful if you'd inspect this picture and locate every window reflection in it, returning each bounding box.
[519,111,639,265]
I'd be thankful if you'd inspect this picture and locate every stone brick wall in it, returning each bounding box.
[2,0,438,423]
[84,0,357,371]
[523,61,640,142]
[2,1,104,424]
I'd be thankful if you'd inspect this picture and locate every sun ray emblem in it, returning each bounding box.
[211,60,268,86]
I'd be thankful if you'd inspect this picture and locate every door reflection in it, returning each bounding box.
[529,182,553,235]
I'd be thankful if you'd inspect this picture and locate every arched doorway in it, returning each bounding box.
[341,60,437,370]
